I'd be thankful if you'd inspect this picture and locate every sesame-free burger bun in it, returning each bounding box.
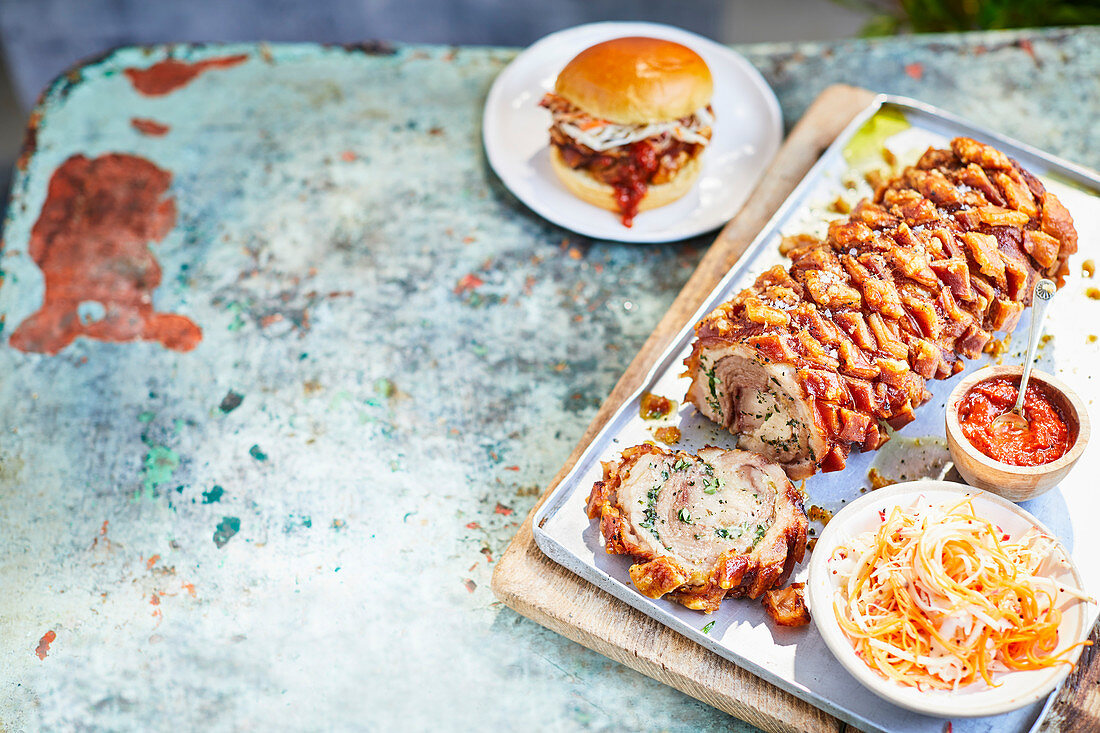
[554,37,713,124]
[550,147,703,214]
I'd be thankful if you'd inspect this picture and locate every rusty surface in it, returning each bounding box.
[0,30,1098,731]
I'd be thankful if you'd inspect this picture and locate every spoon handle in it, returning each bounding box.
[1015,279,1057,413]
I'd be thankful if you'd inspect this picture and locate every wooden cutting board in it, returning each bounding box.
[490,83,1100,733]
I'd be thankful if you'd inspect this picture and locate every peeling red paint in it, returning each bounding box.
[480,547,494,563]
[340,151,357,162]
[124,54,248,96]
[35,630,56,660]
[131,118,171,136]
[454,273,484,294]
[904,63,924,80]
[494,503,513,516]
[9,154,202,354]
[91,520,112,549]
[463,579,477,593]
[504,465,520,471]
[1018,39,1036,62]
[16,110,42,171]
[145,554,160,569]
[181,582,196,597]
[465,521,481,530]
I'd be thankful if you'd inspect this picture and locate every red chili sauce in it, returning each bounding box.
[608,141,659,228]
[957,377,1071,466]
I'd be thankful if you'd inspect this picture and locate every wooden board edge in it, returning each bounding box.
[1035,619,1100,732]
[492,83,879,733]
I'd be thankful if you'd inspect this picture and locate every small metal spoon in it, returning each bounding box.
[990,279,1057,433]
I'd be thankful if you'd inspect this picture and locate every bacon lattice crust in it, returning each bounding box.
[684,137,1077,478]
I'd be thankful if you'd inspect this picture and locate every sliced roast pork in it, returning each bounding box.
[685,137,1078,478]
[586,444,808,613]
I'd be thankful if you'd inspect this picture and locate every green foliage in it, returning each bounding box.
[835,0,1100,35]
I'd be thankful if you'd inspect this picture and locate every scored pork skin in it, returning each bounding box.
[685,137,1077,479]
[586,444,808,613]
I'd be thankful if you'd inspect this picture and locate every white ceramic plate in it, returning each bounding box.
[807,480,1093,719]
[482,22,783,243]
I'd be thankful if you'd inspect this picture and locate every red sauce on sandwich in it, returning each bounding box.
[608,142,659,227]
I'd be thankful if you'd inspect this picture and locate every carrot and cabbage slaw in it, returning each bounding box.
[828,497,1093,690]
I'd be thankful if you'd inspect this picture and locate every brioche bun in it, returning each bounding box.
[550,147,703,214]
[554,37,713,124]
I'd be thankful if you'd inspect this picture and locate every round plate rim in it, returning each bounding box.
[481,21,783,243]
[806,479,1090,718]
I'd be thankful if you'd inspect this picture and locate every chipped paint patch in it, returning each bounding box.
[201,485,224,504]
[141,445,180,499]
[124,54,249,96]
[213,517,241,548]
[8,154,202,354]
[218,391,244,413]
[131,118,171,136]
[248,445,267,461]
[35,630,56,660]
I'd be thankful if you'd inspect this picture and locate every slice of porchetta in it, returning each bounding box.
[586,443,808,613]
[684,333,828,480]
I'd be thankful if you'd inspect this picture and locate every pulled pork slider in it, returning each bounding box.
[540,37,715,227]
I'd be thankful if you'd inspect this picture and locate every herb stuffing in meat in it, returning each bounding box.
[586,444,808,613]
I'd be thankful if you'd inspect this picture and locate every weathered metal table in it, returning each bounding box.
[1,27,1098,731]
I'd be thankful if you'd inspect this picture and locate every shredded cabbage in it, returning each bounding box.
[829,497,1094,690]
[543,93,714,152]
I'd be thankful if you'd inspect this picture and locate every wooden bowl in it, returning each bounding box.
[945,365,1090,502]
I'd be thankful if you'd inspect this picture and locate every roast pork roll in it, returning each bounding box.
[586,444,808,613]
[685,137,1078,479]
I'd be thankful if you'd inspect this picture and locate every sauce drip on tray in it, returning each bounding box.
[957,377,1071,466]
[639,391,676,420]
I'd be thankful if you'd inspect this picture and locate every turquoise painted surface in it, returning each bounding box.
[0,27,1097,731]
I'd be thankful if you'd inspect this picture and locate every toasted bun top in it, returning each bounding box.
[554,37,713,124]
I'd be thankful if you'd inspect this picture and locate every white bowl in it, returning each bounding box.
[806,480,1093,718]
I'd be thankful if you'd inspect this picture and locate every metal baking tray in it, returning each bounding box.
[532,95,1100,733]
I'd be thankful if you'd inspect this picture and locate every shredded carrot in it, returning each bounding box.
[829,497,1093,690]
[577,118,609,131]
